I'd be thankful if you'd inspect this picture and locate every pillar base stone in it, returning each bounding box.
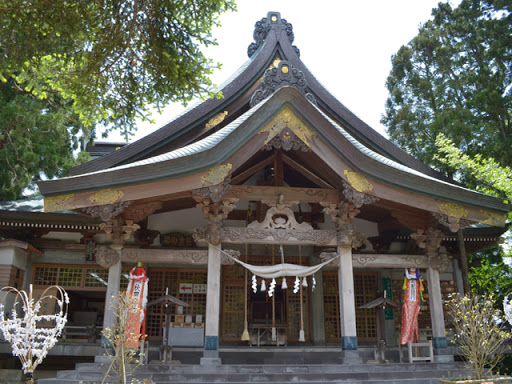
[340,350,363,364]
[200,357,222,366]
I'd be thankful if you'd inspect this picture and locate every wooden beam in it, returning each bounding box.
[226,185,339,204]
[230,153,275,185]
[282,153,334,189]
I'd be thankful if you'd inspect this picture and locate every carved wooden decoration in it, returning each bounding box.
[123,248,208,264]
[341,179,379,208]
[193,196,239,221]
[251,61,316,106]
[432,212,474,233]
[321,200,360,226]
[123,202,162,223]
[193,176,232,204]
[81,201,133,222]
[410,227,445,256]
[221,249,241,265]
[247,13,300,58]
[96,245,120,268]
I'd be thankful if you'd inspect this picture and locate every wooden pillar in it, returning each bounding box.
[337,245,358,351]
[101,251,122,348]
[426,267,448,351]
[201,242,222,365]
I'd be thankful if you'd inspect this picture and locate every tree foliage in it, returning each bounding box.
[0,80,90,200]
[382,0,512,177]
[0,0,235,200]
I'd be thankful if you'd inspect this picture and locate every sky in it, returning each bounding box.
[101,0,451,143]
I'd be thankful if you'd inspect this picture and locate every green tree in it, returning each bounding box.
[0,80,90,200]
[435,134,511,300]
[0,0,236,200]
[382,0,512,178]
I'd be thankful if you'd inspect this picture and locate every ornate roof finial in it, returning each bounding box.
[250,60,316,106]
[247,12,300,58]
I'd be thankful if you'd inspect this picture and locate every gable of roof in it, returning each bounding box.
[68,12,449,185]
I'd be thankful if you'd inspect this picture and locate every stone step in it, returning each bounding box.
[38,365,468,384]
[74,361,466,374]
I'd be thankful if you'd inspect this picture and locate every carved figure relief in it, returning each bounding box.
[96,245,120,268]
[428,254,452,272]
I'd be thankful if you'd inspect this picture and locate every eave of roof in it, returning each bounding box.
[38,86,509,215]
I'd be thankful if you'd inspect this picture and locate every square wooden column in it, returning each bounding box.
[201,243,222,365]
[337,245,358,351]
[100,249,122,349]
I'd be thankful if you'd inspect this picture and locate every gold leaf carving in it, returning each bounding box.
[201,163,233,185]
[480,210,506,226]
[259,107,316,147]
[343,170,373,193]
[89,189,124,205]
[439,203,468,219]
[205,111,228,129]
[44,194,75,212]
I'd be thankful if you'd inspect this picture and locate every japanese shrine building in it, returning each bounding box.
[0,12,508,364]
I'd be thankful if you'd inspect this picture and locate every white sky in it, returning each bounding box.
[101,0,450,143]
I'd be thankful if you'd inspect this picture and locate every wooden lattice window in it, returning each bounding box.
[221,264,245,342]
[32,264,131,291]
[354,272,378,342]
[323,272,340,342]
[146,268,207,340]
[323,271,378,343]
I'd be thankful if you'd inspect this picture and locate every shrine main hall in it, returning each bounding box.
[0,12,507,365]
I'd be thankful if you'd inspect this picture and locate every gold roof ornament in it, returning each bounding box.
[201,163,233,185]
[343,170,374,193]
[89,189,125,205]
[44,194,76,212]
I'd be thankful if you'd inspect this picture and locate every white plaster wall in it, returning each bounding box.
[148,208,209,233]
[0,247,28,269]
[41,231,83,243]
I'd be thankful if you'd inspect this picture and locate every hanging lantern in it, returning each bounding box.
[281,277,288,290]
